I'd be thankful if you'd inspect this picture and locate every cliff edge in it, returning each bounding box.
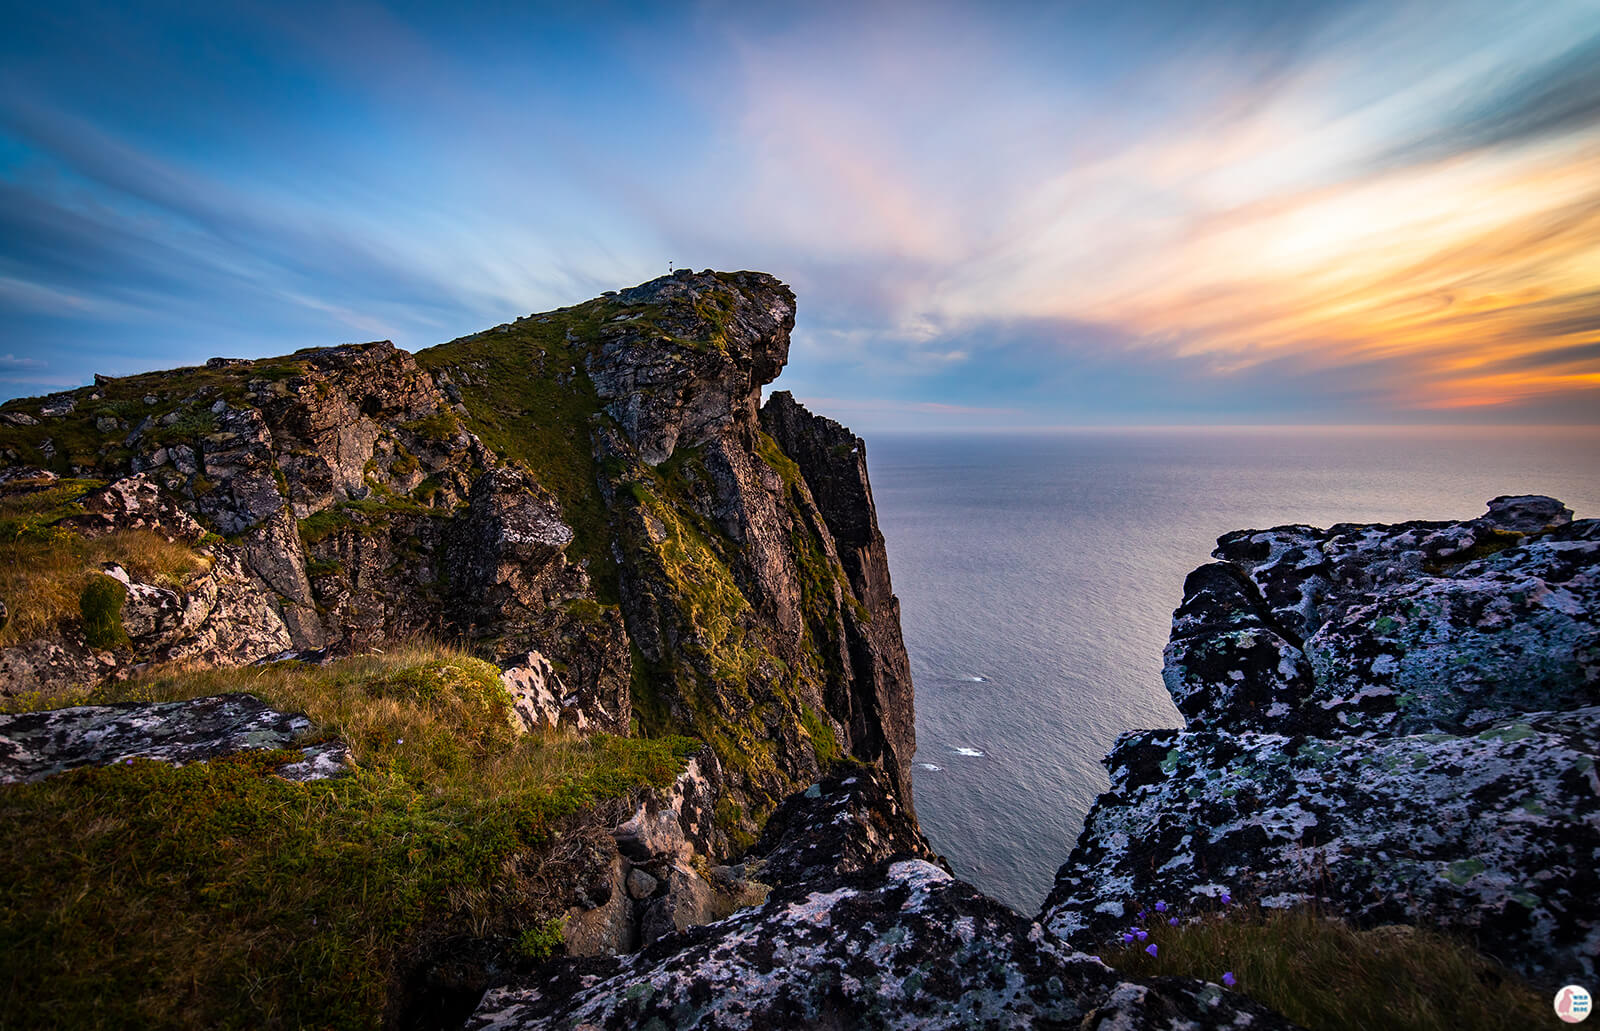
[1041,496,1598,990]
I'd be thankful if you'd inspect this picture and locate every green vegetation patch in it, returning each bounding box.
[1102,905,1545,1031]
[0,645,700,1030]
[78,575,129,650]
[799,704,840,763]
[415,305,619,601]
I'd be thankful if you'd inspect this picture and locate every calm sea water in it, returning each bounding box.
[866,426,1600,914]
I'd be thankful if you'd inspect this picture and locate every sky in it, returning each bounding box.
[2,0,1598,429]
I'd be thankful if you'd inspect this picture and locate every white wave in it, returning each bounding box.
[916,762,944,772]
[952,746,986,757]
[957,674,990,682]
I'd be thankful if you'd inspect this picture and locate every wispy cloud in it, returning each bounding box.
[0,0,1595,423]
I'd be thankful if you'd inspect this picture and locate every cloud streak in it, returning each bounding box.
[0,0,1596,424]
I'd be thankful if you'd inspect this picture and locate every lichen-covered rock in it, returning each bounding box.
[1176,501,1598,738]
[467,859,1298,1031]
[1306,533,1599,735]
[1161,563,1318,734]
[0,693,350,784]
[1045,498,1600,991]
[1040,707,1600,985]
[499,650,627,736]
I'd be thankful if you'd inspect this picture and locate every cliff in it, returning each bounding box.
[0,270,927,1027]
[0,269,913,841]
[1041,496,1598,991]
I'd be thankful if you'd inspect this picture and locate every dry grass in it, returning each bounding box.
[87,641,633,796]
[1101,904,1547,1031]
[0,523,208,647]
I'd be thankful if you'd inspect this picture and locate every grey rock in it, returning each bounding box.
[0,693,350,784]
[37,395,75,418]
[637,861,721,945]
[1481,494,1572,533]
[585,270,794,466]
[0,411,38,426]
[564,855,639,958]
[745,765,942,890]
[625,866,659,900]
[467,860,1298,1031]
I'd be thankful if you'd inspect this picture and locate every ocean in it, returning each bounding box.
[866,426,1600,914]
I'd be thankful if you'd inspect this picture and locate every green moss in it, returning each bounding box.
[297,493,429,546]
[304,558,344,578]
[799,705,840,763]
[401,405,460,443]
[714,796,757,855]
[0,477,104,542]
[415,301,632,603]
[515,917,566,962]
[79,574,129,650]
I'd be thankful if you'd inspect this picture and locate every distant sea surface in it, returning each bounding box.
[866,426,1600,914]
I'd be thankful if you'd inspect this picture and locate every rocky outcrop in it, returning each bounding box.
[0,693,351,784]
[468,771,1299,1031]
[0,273,915,842]
[1042,497,1599,989]
[586,270,794,467]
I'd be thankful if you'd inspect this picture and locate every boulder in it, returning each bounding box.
[0,693,350,784]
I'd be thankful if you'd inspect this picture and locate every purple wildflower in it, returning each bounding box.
[1154,901,1166,913]
[1122,933,1135,944]
[1168,917,1179,926]
[1145,944,1158,957]
[1222,972,1236,988]
[1220,892,1232,905]
[1135,930,1148,942]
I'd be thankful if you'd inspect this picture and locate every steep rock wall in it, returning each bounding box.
[0,269,918,849]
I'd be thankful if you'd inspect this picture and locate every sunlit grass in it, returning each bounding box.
[0,474,209,647]
[0,645,700,1029]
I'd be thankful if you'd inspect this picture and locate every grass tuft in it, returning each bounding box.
[78,575,129,650]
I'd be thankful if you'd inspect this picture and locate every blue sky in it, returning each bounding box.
[2,0,1598,428]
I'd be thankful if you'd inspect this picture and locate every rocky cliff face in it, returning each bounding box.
[1041,496,1598,990]
[0,269,915,847]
